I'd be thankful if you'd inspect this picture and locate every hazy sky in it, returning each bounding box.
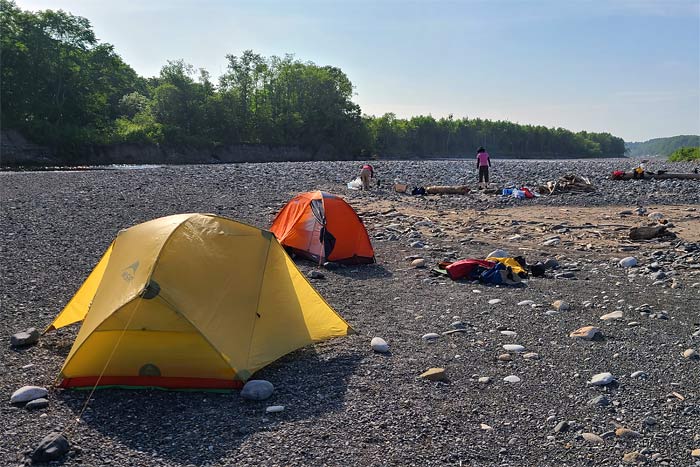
[16,0,700,141]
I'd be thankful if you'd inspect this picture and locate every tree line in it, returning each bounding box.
[0,1,626,161]
[625,135,700,158]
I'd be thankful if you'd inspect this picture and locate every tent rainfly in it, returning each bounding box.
[46,213,352,389]
[270,191,375,264]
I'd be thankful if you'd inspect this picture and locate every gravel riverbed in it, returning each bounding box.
[2,159,699,466]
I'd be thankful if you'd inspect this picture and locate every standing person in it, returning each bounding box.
[476,147,491,189]
[360,163,374,190]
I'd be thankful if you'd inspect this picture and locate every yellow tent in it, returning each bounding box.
[46,213,352,390]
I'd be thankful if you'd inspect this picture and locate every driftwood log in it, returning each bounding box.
[614,172,700,181]
[629,225,676,240]
[425,185,470,195]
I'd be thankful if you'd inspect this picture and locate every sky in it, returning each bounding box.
[16,0,700,142]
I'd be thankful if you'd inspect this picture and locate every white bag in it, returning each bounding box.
[347,177,362,190]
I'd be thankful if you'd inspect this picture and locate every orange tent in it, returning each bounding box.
[270,191,375,264]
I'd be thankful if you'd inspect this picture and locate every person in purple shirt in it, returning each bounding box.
[476,146,491,189]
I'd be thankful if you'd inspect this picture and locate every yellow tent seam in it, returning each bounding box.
[244,233,273,371]
[151,292,239,379]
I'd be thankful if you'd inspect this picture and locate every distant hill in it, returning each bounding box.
[626,135,700,157]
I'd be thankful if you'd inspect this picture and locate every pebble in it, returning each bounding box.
[411,258,426,268]
[419,367,447,382]
[480,423,493,431]
[630,370,646,378]
[265,405,285,413]
[542,238,560,246]
[25,398,49,410]
[600,310,624,320]
[619,257,638,268]
[307,270,325,279]
[10,327,40,347]
[554,421,569,433]
[497,353,512,362]
[488,299,502,305]
[552,300,570,311]
[31,432,70,463]
[240,380,274,401]
[588,395,611,406]
[500,330,517,337]
[523,352,539,360]
[622,451,644,464]
[502,344,525,353]
[582,432,604,444]
[370,337,389,353]
[10,386,48,404]
[478,376,491,384]
[410,241,424,248]
[517,300,534,306]
[616,428,642,439]
[651,270,666,281]
[692,449,700,458]
[503,375,521,383]
[544,258,559,269]
[683,349,699,360]
[569,326,602,340]
[421,333,440,341]
[588,372,615,386]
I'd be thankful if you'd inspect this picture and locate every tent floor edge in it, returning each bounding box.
[59,376,244,390]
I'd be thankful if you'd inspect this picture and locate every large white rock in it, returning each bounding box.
[371,337,390,353]
[240,380,274,401]
[503,375,521,383]
[588,372,615,386]
[619,257,638,268]
[488,299,502,305]
[502,344,525,353]
[10,386,48,404]
[421,333,440,341]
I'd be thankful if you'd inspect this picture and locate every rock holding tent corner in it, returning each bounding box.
[371,337,390,353]
[241,380,274,401]
[10,327,40,347]
[31,432,69,463]
[10,386,48,404]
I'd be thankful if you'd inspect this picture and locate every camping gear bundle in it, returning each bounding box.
[434,256,530,286]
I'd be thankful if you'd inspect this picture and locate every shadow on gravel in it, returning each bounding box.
[60,349,362,465]
[330,263,393,280]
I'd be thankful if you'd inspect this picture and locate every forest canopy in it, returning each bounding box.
[625,135,700,158]
[0,1,626,160]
